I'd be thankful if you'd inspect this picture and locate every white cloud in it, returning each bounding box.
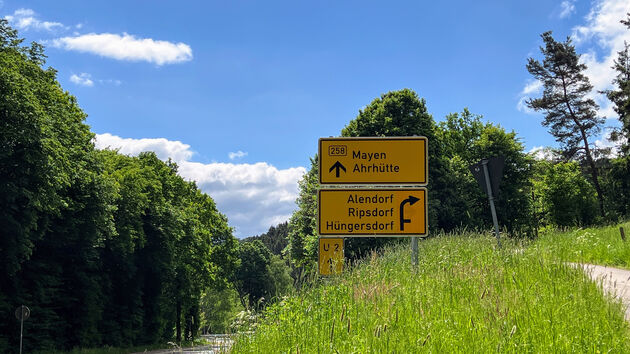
[559,0,576,19]
[69,73,94,87]
[51,33,193,65]
[516,80,543,113]
[93,133,306,237]
[521,79,542,95]
[528,146,560,160]
[179,161,305,237]
[572,0,630,120]
[229,150,248,160]
[94,133,194,162]
[5,8,65,32]
[98,79,122,86]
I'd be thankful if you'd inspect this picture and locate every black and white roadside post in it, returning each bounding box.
[481,160,501,248]
[15,305,30,354]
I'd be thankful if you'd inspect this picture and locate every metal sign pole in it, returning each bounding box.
[482,160,501,248]
[411,236,418,267]
[19,306,24,354]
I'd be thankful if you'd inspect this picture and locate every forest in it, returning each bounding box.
[1,13,630,352]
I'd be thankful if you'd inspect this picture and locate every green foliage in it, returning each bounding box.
[199,286,243,334]
[0,20,114,351]
[267,255,293,298]
[233,226,630,352]
[232,240,294,310]
[436,110,534,234]
[535,162,598,227]
[601,156,630,218]
[0,22,239,351]
[242,222,289,256]
[287,157,319,270]
[232,240,274,308]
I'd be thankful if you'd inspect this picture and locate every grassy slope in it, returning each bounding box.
[233,226,630,353]
[532,221,630,269]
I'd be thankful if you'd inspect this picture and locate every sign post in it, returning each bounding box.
[470,157,504,248]
[15,305,30,354]
[482,160,501,248]
[411,237,418,266]
[317,136,429,274]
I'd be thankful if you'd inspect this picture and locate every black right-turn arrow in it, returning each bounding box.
[400,195,420,231]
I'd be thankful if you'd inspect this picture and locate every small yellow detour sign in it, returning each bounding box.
[319,137,427,185]
[319,238,344,275]
[318,188,427,236]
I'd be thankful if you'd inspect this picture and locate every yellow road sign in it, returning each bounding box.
[318,188,427,236]
[319,137,428,185]
[319,238,344,275]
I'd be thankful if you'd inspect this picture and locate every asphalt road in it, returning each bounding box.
[132,334,232,354]
[570,263,630,321]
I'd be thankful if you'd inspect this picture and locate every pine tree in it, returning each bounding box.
[604,13,630,155]
[526,31,605,217]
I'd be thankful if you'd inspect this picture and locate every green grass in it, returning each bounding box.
[232,228,630,353]
[531,221,630,269]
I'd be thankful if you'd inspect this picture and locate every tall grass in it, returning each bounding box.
[232,230,630,353]
[532,221,630,268]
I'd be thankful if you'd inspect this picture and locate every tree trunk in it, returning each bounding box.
[575,122,605,218]
[176,299,182,343]
[561,77,605,218]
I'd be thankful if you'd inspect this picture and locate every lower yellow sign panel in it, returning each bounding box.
[319,238,344,275]
[318,188,427,236]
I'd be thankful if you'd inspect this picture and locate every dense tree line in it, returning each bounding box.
[242,222,289,256]
[0,21,240,352]
[231,240,292,309]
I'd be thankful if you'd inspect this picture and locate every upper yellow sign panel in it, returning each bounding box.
[319,137,428,185]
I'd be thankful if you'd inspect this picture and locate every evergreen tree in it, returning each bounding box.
[243,222,289,256]
[604,13,630,155]
[526,31,605,217]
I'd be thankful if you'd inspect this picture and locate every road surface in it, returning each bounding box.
[570,263,630,321]
[131,334,232,354]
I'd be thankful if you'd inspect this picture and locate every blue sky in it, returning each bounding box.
[3,0,628,237]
